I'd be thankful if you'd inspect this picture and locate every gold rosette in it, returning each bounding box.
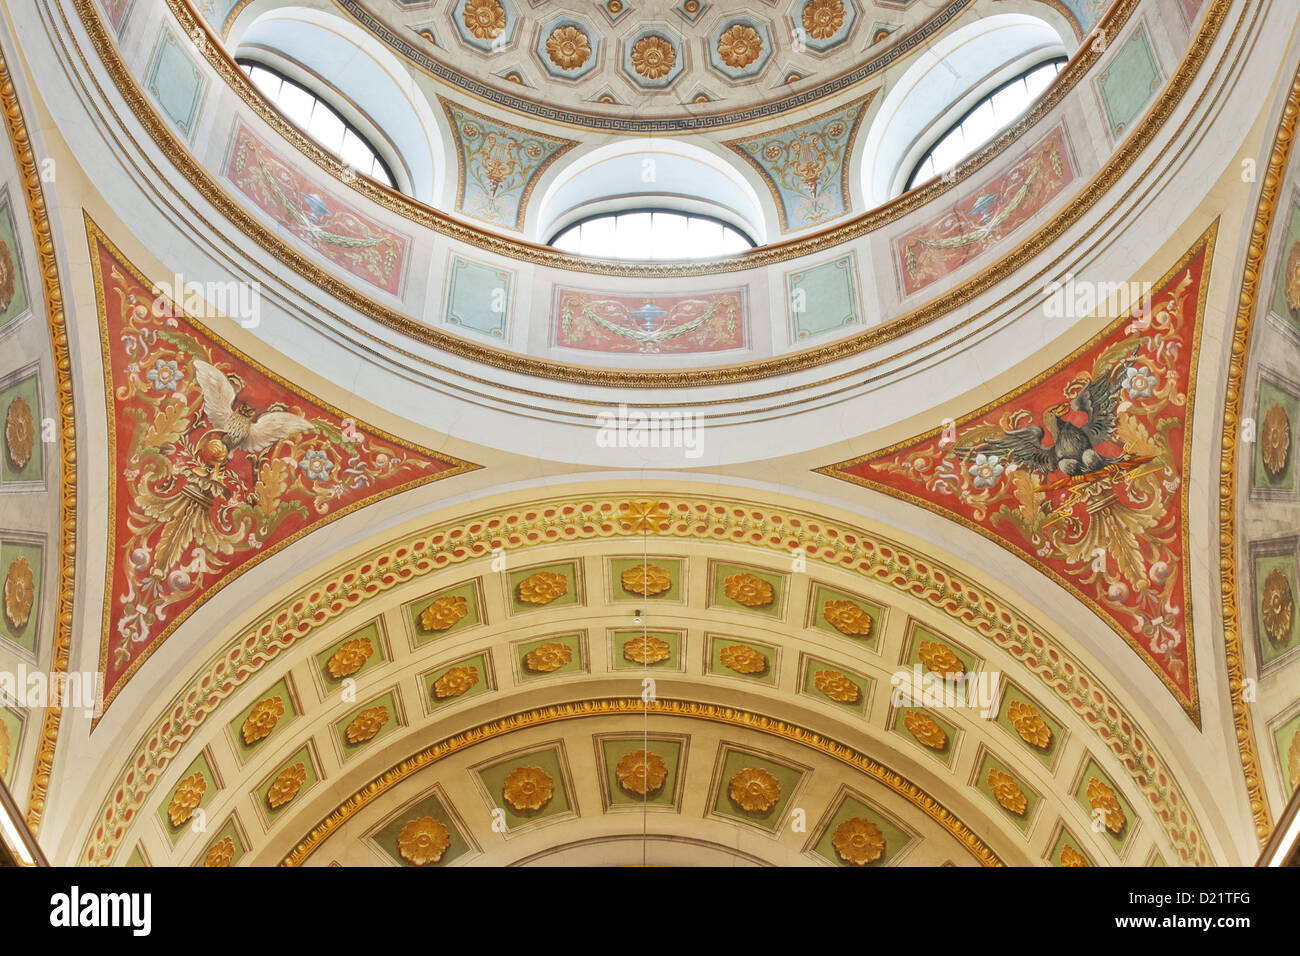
[1261,403,1292,480]
[327,637,373,679]
[1007,700,1052,749]
[903,710,947,750]
[1060,844,1088,867]
[3,555,34,634]
[987,769,1027,815]
[1086,777,1126,834]
[204,837,235,868]
[719,644,767,675]
[723,572,774,607]
[503,765,554,811]
[524,641,573,672]
[615,749,669,796]
[1286,240,1300,312]
[918,640,965,679]
[718,24,762,68]
[831,817,886,866]
[419,595,469,632]
[814,669,860,703]
[397,817,451,866]
[4,395,34,472]
[620,563,672,596]
[631,35,676,80]
[546,25,591,70]
[267,763,307,809]
[1262,568,1294,646]
[623,634,671,665]
[517,570,568,605]
[802,0,845,40]
[241,696,284,745]
[463,0,505,39]
[822,599,873,637]
[728,766,781,813]
[346,705,389,744]
[434,665,480,699]
[168,772,207,827]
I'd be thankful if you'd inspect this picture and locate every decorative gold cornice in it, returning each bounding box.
[280,697,1005,867]
[80,493,1212,866]
[0,49,78,835]
[60,0,1234,388]
[1217,61,1300,847]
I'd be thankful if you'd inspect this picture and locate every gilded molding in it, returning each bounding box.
[1216,63,1300,846]
[80,494,1212,866]
[58,0,1235,389]
[280,698,1004,868]
[0,49,78,834]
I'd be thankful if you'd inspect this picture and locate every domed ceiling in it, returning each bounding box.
[0,0,1297,876]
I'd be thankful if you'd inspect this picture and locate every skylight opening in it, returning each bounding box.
[549,210,755,260]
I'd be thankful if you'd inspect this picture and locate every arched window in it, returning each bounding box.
[905,58,1065,191]
[549,210,755,260]
[238,60,398,190]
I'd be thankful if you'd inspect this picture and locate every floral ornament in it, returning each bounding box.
[346,705,390,744]
[3,556,34,634]
[616,749,669,796]
[623,634,671,665]
[620,563,672,596]
[720,644,767,675]
[397,817,451,866]
[968,453,1004,489]
[419,595,469,632]
[717,24,762,68]
[1086,777,1126,834]
[1288,730,1300,791]
[903,710,947,750]
[0,239,14,312]
[1060,844,1089,867]
[723,572,774,607]
[546,25,591,70]
[503,765,554,811]
[987,768,1028,815]
[822,599,873,637]
[1006,699,1052,749]
[832,817,886,866]
[4,396,34,471]
[1286,241,1300,312]
[462,0,506,40]
[0,721,9,779]
[802,0,845,40]
[145,358,183,393]
[524,641,573,672]
[267,763,307,809]
[1261,403,1291,480]
[918,640,965,679]
[1121,365,1156,399]
[729,766,781,813]
[240,696,284,745]
[298,448,334,483]
[327,637,374,679]
[1261,568,1295,646]
[434,665,480,699]
[619,499,671,533]
[517,570,568,605]
[167,772,207,826]
[631,34,676,80]
[204,837,235,868]
[814,669,860,703]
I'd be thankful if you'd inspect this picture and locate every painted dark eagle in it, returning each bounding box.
[956,364,1129,478]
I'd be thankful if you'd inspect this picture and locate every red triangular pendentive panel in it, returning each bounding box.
[89,221,480,714]
[817,224,1217,724]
